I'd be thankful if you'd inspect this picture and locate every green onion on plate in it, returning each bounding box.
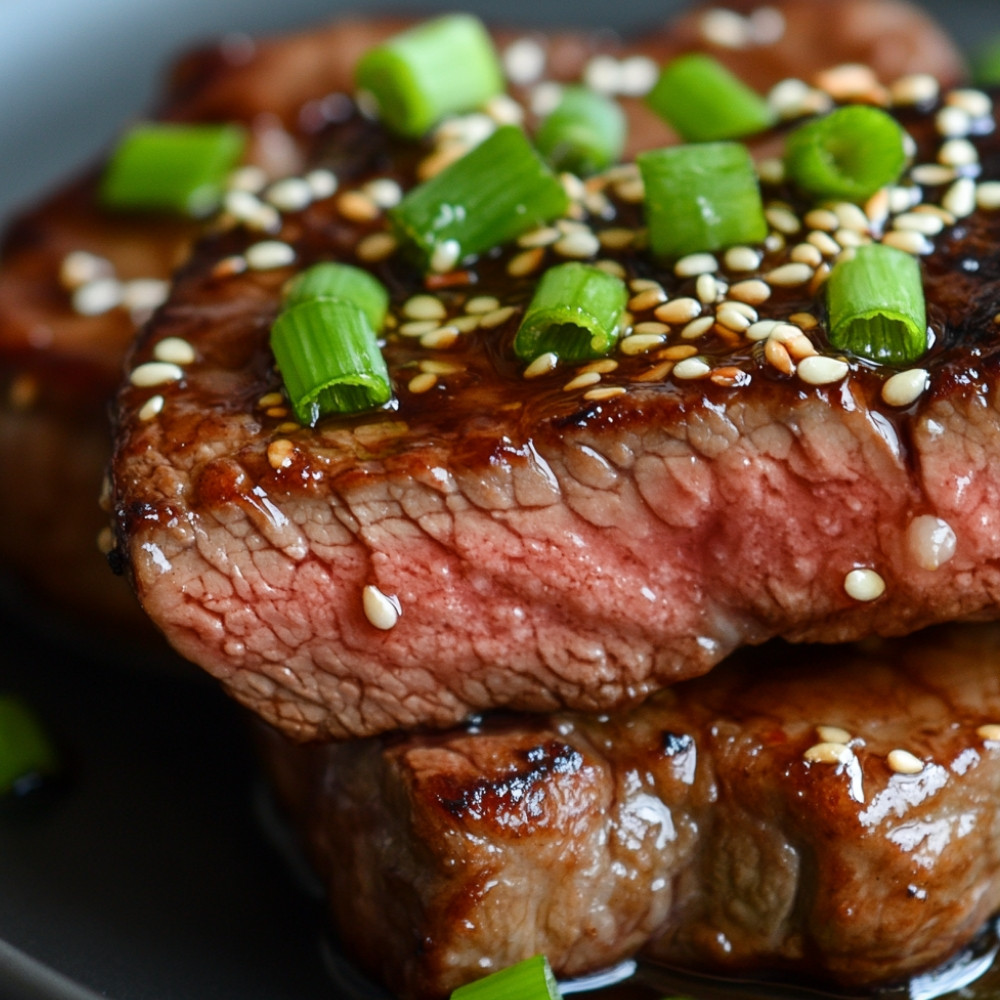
[283,262,389,330]
[534,86,626,176]
[450,954,563,1000]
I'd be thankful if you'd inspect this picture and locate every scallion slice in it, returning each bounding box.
[450,955,562,1000]
[638,142,767,258]
[645,53,775,142]
[0,695,59,798]
[784,105,907,202]
[514,262,627,362]
[534,86,626,177]
[355,14,504,138]
[100,122,246,216]
[389,125,569,271]
[283,262,389,330]
[826,244,927,364]
[972,36,1000,87]
[270,299,392,424]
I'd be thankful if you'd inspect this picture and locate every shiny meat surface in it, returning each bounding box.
[259,625,1000,999]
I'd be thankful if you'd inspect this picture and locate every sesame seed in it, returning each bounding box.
[728,279,772,307]
[680,316,716,340]
[938,138,979,168]
[889,73,939,107]
[766,262,813,286]
[583,54,622,95]
[977,724,1000,742]
[430,239,461,274]
[804,742,853,765]
[790,243,823,268]
[363,584,401,630]
[419,358,464,376]
[508,247,546,276]
[305,169,338,199]
[756,157,786,186]
[356,231,398,263]
[797,355,849,385]
[227,164,268,193]
[843,568,886,602]
[517,225,560,249]
[530,80,563,118]
[661,344,699,361]
[789,312,818,330]
[699,7,750,48]
[485,94,524,126]
[418,146,468,180]
[909,163,957,186]
[265,406,288,419]
[723,246,761,272]
[267,439,295,470]
[977,181,1000,210]
[563,370,602,391]
[833,202,870,233]
[817,726,851,744]
[584,385,627,401]
[245,240,296,270]
[834,228,867,248]
[709,366,746,388]
[594,259,627,279]
[524,352,558,378]
[715,304,752,332]
[224,190,280,231]
[138,394,164,421]
[621,332,667,354]
[618,55,659,97]
[399,319,439,337]
[907,514,956,571]
[865,188,890,228]
[479,305,517,329]
[60,250,113,290]
[804,208,838,232]
[503,37,546,85]
[614,176,645,203]
[887,749,924,775]
[806,230,842,257]
[946,87,993,119]
[121,278,170,316]
[746,319,780,342]
[554,229,600,259]
[258,392,284,408]
[675,252,718,278]
[364,177,404,209]
[73,277,122,316]
[654,297,702,324]
[631,321,670,336]
[265,177,313,212]
[338,190,380,222]
[465,295,501,315]
[765,203,802,235]
[211,255,248,279]
[629,287,668,311]
[764,338,794,374]
[598,228,636,251]
[749,6,785,43]
[893,212,945,236]
[816,63,881,102]
[936,105,972,138]
[941,178,977,219]
[403,294,447,322]
[153,337,196,366]
[96,526,115,555]
[420,327,461,350]
[696,273,719,304]
[722,300,759,322]
[673,356,711,379]
[881,230,934,255]
[130,361,184,387]
[768,78,825,119]
[408,372,438,393]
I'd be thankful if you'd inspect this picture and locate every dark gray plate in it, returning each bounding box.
[0,1,997,999]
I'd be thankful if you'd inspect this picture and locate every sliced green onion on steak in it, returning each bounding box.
[637,141,768,258]
[389,125,569,272]
[784,105,907,202]
[283,262,389,330]
[100,122,246,216]
[450,954,563,1000]
[534,86,626,176]
[514,262,627,362]
[270,299,392,424]
[355,14,504,138]
[826,244,927,364]
[645,53,775,142]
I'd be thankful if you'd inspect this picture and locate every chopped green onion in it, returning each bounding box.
[450,955,562,1000]
[355,14,504,138]
[283,262,389,330]
[645,53,775,142]
[270,299,392,424]
[784,105,907,202]
[389,125,569,272]
[826,244,927,364]
[534,86,626,176]
[100,122,246,216]
[972,35,1000,87]
[0,695,59,799]
[514,262,627,362]
[637,142,767,258]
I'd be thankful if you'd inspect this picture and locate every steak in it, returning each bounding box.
[258,624,1000,999]
[107,5,993,741]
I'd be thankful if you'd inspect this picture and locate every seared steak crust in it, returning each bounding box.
[259,626,1000,999]
[107,4,978,740]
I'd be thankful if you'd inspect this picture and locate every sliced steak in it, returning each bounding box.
[258,624,1000,999]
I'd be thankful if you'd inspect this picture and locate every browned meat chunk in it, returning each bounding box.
[259,625,1000,999]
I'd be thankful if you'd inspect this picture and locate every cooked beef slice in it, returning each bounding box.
[258,625,1000,999]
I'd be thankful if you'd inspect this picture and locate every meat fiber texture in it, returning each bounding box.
[257,624,1000,998]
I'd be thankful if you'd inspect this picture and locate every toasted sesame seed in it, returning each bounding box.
[403,294,447,322]
[833,201,870,233]
[804,208,838,232]
[227,164,268,193]
[73,277,122,316]
[660,344,698,361]
[338,189,380,222]
[137,394,164,421]
[305,169,338,199]
[680,315,716,340]
[816,63,881,102]
[881,230,934,255]
[465,295,500,315]
[804,742,853,764]
[399,319,439,337]
[96,526,115,555]
[655,297,702,324]
[530,80,563,117]
[563,370,602,391]
[834,228,867,248]
[746,319,780,342]
[675,252,718,278]
[673,357,711,380]
[881,368,930,408]
[977,724,1000,742]
[508,247,546,276]
[130,361,184,387]
[977,181,1000,210]
[887,749,924,774]
[430,239,461,274]
[893,211,945,236]
[356,231,399,263]
[696,273,719,304]
[503,37,546,85]
[766,262,813,286]
[629,287,668,311]
[265,177,313,212]
[362,584,401,630]
[809,262,831,294]
[715,304,752,332]
[938,137,979,168]
[517,225,560,249]
[764,338,794,374]
[267,439,295,470]
[554,229,600,259]
[479,305,517,329]
[211,255,248,279]
[258,392,284,408]
[419,358,464,375]
[723,300,759,322]
[485,94,524,126]
[889,73,939,107]
[906,514,956,571]
[768,78,828,119]
[723,246,761,272]
[60,250,113,290]
[844,568,886,602]
[584,385,627,401]
[614,176,645,203]
[865,188,890,228]
[941,178,977,219]
[621,332,667,354]
[598,228,635,251]
[245,240,296,270]
[418,145,468,180]
[765,203,802,235]
[756,157,786,186]
[408,372,438,393]
[797,355,849,385]
[153,337,196,366]
[578,359,618,375]
[817,725,851,744]
[909,163,957,186]
[789,312,818,330]
[936,105,972,138]
[265,406,288,419]
[699,7,750,48]
[583,54,622,94]
[806,230,842,257]
[121,278,170,316]
[790,243,823,268]
[709,366,746,387]
[524,352,559,378]
[420,326,460,350]
[946,87,993,119]
[618,55,659,97]
[365,177,404,209]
